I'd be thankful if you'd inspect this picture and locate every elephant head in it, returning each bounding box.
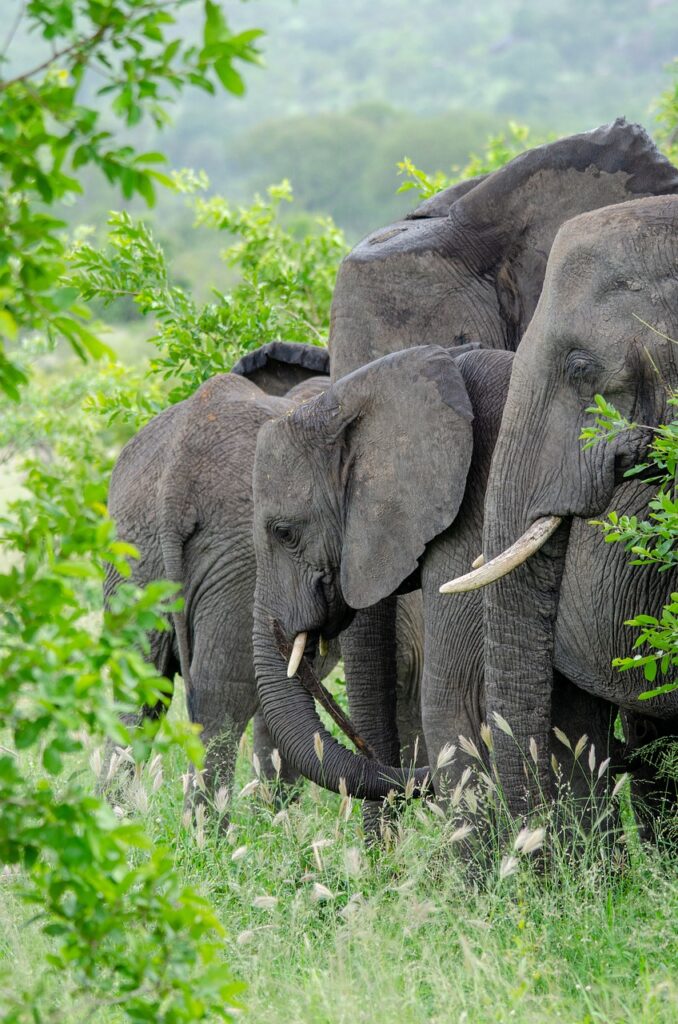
[329,119,678,380]
[442,195,678,812]
[252,346,476,797]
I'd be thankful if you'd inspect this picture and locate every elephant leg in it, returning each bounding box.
[184,606,259,832]
[252,706,302,792]
[340,595,400,840]
[395,591,427,767]
[420,585,485,806]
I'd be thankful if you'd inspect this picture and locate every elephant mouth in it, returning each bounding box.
[284,607,354,678]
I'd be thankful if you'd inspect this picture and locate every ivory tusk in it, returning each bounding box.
[471,554,485,569]
[287,631,308,677]
[319,636,329,657]
[439,516,563,594]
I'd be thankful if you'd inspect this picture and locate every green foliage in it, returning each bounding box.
[397,121,534,198]
[0,0,263,398]
[69,179,348,405]
[0,367,241,1019]
[655,58,678,164]
[584,394,678,700]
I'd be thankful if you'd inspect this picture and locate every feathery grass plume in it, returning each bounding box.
[252,752,261,779]
[436,742,457,769]
[313,731,324,764]
[597,757,611,779]
[529,737,539,764]
[514,827,545,854]
[404,775,416,800]
[252,895,278,910]
[492,712,514,737]
[181,771,191,796]
[231,845,248,862]
[236,930,255,946]
[113,805,125,819]
[311,883,334,902]
[344,846,363,877]
[463,788,478,815]
[339,894,364,919]
[272,809,289,828]
[194,804,206,849]
[426,799,447,820]
[238,778,260,798]
[449,823,473,844]
[551,754,560,774]
[339,794,353,823]
[480,723,494,751]
[573,734,589,760]
[311,838,332,871]
[612,773,630,798]
[152,769,164,792]
[499,855,519,879]
[338,777,348,798]
[553,726,572,751]
[588,744,597,773]
[89,747,103,777]
[270,748,282,776]
[130,782,149,815]
[458,735,481,760]
[214,785,229,814]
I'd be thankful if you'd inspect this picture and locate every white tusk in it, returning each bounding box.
[439,516,563,594]
[287,632,308,677]
[319,636,329,657]
[471,554,485,569]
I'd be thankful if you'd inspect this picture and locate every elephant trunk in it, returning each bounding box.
[253,594,428,800]
[481,396,573,814]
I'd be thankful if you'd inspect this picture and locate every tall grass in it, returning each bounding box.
[2,680,676,1023]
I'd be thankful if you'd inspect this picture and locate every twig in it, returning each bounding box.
[272,619,375,759]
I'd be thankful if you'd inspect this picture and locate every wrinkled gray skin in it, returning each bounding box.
[105,343,341,810]
[326,119,678,812]
[252,345,626,807]
[482,196,678,818]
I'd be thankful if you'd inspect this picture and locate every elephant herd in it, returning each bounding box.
[107,118,678,840]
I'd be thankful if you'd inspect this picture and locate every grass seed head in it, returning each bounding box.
[231,845,248,863]
[436,742,457,769]
[597,757,611,779]
[573,733,589,760]
[311,883,334,902]
[612,773,630,798]
[270,748,282,775]
[313,731,324,764]
[480,723,494,751]
[492,712,514,737]
[458,735,481,760]
[252,752,261,778]
[553,726,572,751]
[529,737,538,764]
[214,785,229,814]
[252,895,278,910]
[449,823,473,844]
[500,855,519,879]
[588,743,596,773]
[238,778,259,799]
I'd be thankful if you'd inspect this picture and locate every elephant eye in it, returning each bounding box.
[270,522,298,548]
[565,350,600,389]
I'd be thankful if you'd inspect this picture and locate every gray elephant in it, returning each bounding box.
[326,119,678,806]
[105,340,425,810]
[104,342,334,804]
[251,344,626,806]
[440,196,678,820]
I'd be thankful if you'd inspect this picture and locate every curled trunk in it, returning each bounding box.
[253,594,428,800]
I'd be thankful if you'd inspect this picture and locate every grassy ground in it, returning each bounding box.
[1,684,676,1024]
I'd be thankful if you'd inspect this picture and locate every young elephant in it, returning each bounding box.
[106,341,426,810]
[443,196,678,819]
[252,345,625,805]
[105,343,334,805]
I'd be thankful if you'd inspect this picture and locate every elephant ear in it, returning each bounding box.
[329,345,474,609]
[453,118,678,338]
[405,173,489,219]
[231,341,329,397]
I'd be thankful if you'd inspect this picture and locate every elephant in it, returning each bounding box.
[325,119,678,814]
[104,342,336,808]
[251,343,628,811]
[441,195,678,821]
[105,339,426,813]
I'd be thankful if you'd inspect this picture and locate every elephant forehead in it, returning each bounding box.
[543,211,678,311]
[254,425,314,506]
